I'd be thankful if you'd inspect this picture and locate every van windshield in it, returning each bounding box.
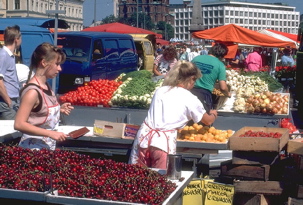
[57,36,91,62]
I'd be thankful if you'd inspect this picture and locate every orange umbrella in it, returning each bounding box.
[192,24,297,48]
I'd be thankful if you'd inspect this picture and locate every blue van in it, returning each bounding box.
[0,18,69,66]
[56,31,138,94]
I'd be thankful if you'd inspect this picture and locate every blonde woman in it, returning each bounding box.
[129,61,218,169]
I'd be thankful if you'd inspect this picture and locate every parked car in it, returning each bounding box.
[56,31,138,94]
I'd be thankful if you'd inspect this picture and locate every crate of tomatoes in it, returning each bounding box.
[229,127,289,152]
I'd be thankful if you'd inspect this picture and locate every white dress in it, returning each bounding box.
[129,86,206,165]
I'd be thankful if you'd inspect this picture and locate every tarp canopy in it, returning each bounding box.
[156,38,170,45]
[266,29,299,43]
[192,24,297,49]
[82,22,162,38]
[258,29,299,47]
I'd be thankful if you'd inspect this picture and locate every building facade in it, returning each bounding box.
[118,0,172,23]
[0,0,84,31]
[174,1,300,41]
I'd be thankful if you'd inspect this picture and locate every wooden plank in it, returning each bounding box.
[233,181,283,194]
[287,197,303,205]
[232,151,280,165]
[233,193,286,205]
[288,138,303,155]
[221,162,270,181]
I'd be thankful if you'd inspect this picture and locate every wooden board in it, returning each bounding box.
[288,138,303,155]
[287,197,303,205]
[233,181,283,195]
[232,151,280,165]
[229,127,289,152]
[221,161,270,181]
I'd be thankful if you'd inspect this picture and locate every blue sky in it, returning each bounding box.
[83,0,303,27]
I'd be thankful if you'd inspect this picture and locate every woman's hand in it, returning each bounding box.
[49,131,67,142]
[60,103,74,115]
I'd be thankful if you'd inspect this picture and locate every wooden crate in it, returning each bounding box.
[220,161,270,181]
[233,181,284,195]
[232,151,280,165]
[229,127,289,152]
[288,138,303,155]
[233,193,286,205]
[287,197,303,205]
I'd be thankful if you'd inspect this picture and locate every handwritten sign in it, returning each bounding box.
[205,181,234,205]
[183,178,214,205]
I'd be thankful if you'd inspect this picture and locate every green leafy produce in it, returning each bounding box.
[121,70,152,81]
[244,71,283,92]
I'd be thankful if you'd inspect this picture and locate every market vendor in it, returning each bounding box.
[129,61,218,169]
[14,42,74,151]
[190,42,230,113]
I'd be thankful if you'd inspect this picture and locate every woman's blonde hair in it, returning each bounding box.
[163,60,202,87]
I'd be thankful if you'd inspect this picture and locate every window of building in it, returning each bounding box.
[225,18,229,23]
[275,14,278,19]
[254,20,257,24]
[230,18,234,23]
[204,19,208,24]
[249,19,253,24]
[209,11,213,17]
[258,13,261,17]
[176,13,179,18]
[185,13,188,18]
[292,15,295,20]
[240,19,243,24]
[15,0,20,9]
[176,27,179,33]
[180,20,183,25]
[219,10,223,16]
[185,27,188,32]
[275,21,278,26]
[180,13,183,18]
[263,20,266,25]
[175,20,179,26]
[258,20,261,24]
[214,10,218,17]
[267,13,270,18]
[209,19,213,24]
[254,13,257,17]
[235,18,239,23]
[230,10,234,16]
[240,11,243,16]
[245,12,248,17]
[180,27,183,32]
[235,11,239,16]
[185,19,188,25]
[245,19,248,24]
[225,10,229,15]
[263,13,266,18]
[215,19,218,24]
[204,11,208,17]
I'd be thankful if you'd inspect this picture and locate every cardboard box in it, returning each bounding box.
[93,120,139,139]
[228,127,289,152]
[288,138,303,155]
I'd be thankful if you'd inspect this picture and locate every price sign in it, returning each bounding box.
[205,181,234,205]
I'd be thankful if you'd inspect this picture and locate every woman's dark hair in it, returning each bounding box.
[208,43,228,59]
[162,45,177,61]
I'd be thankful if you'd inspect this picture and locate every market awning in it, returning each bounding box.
[192,24,297,49]
[258,29,299,47]
[266,29,299,43]
[156,38,170,45]
[82,22,162,38]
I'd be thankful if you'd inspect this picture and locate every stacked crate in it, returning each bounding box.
[286,138,303,204]
[219,127,290,205]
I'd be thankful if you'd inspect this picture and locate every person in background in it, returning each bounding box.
[0,25,22,120]
[179,45,189,61]
[14,42,74,151]
[245,47,263,72]
[153,46,177,76]
[200,45,209,55]
[191,42,230,113]
[230,49,245,69]
[188,47,199,61]
[281,47,295,67]
[129,61,218,169]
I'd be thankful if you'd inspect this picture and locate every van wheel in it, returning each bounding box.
[137,57,143,71]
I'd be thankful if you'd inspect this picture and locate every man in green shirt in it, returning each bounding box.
[191,43,230,113]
